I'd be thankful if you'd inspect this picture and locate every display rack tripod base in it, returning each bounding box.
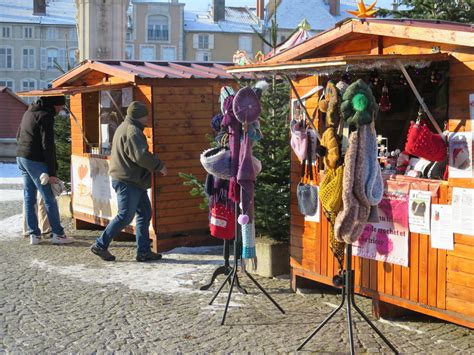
[297,244,398,354]
[200,239,247,295]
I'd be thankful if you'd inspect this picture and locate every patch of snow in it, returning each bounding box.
[30,247,227,294]
[0,214,23,240]
[0,190,24,202]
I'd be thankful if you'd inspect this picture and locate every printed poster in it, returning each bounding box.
[408,190,431,235]
[451,187,474,236]
[449,131,473,178]
[304,186,320,223]
[353,182,410,267]
[122,87,133,107]
[100,90,111,108]
[430,205,454,250]
[71,155,152,230]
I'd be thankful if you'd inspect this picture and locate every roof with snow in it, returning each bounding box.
[0,0,77,25]
[270,0,358,32]
[184,7,261,34]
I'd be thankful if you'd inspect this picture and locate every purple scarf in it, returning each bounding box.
[237,133,256,220]
[222,95,241,202]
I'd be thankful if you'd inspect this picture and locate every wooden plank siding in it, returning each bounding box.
[289,35,474,328]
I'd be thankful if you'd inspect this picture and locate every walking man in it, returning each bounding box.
[91,101,167,262]
[16,95,74,245]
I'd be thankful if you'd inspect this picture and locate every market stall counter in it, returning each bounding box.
[228,18,474,328]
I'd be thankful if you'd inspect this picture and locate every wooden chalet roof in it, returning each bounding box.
[17,60,255,97]
[260,18,474,64]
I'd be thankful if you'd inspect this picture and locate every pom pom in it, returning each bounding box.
[352,93,369,112]
[238,214,249,225]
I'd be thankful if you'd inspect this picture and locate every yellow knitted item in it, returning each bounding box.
[327,211,345,271]
[319,165,344,213]
[320,127,340,170]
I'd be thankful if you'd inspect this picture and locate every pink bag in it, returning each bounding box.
[290,119,307,162]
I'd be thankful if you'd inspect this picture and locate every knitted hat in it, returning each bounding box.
[318,81,341,127]
[233,86,261,124]
[220,86,235,114]
[320,127,340,169]
[127,101,148,119]
[340,79,378,126]
[40,96,66,106]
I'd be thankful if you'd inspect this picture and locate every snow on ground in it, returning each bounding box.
[0,163,23,185]
[0,190,24,201]
[30,246,225,295]
[0,214,23,240]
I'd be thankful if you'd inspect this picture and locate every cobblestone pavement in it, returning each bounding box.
[0,181,473,353]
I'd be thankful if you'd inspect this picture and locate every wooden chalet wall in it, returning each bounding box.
[151,79,237,237]
[289,37,474,328]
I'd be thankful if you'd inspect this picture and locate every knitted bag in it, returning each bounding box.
[200,147,262,180]
[290,119,308,162]
[319,165,344,213]
[209,202,235,240]
[404,121,447,162]
[297,135,318,216]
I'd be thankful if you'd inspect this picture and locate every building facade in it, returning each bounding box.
[126,0,185,61]
[0,0,78,100]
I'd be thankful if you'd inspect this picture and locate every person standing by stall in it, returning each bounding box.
[90,101,167,262]
[16,96,74,245]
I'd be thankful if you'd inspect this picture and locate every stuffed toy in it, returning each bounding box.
[341,79,378,126]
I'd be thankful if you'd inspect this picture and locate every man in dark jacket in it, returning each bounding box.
[16,96,74,245]
[91,101,167,262]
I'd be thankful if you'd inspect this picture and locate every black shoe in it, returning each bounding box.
[91,243,116,261]
[136,251,162,262]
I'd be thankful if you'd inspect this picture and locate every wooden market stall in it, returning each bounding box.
[228,19,474,328]
[20,60,249,252]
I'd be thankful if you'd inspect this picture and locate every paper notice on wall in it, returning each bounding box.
[122,87,133,107]
[449,131,473,179]
[100,90,111,108]
[451,188,474,236]
[430,205,453,250]
[408,190,431,235]
[304,186,320,223]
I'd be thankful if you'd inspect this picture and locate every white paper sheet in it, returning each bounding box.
[430,204,453,250]
[122,87,133,107]
[304,186,320,223]
[408,190,431,235]
[100,90,111,108]
[451,187,474,236]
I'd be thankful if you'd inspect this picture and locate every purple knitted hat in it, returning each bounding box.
[233,87,261,124]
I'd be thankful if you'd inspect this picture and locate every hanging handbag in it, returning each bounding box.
[404,121,447,162]
[290,118,308,162]
[297,134,318,216]
[209,202,235,240]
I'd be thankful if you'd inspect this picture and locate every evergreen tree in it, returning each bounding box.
[381,0,473,23]
[54,113,71,185]
[253,81,291,242]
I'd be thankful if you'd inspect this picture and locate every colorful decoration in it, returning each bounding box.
[232,50,252,66]
[347,0,379,18]
[254,51,264,63]
[379,83,391,112]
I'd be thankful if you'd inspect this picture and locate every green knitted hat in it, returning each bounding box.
[127,101,148,119]
[341,79,377,126]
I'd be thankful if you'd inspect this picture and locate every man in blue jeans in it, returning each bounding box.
[91,101,167,262]
[16,95,74,245]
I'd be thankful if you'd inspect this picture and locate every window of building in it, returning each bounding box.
[24,26,34,39]
[0,79,14,90]
[161,46,176,61]
[21,79,36,91]
[0,47,13,69]
[195,51,211,62]
[69,28,77,41]
[68,48,78,67]
[147,15,169,41]
[193,34,214,50]
[46,27,58,40]
[140,45,156,61]
[22,48,35,69]
[46,48,59,69]
[1,26,11,38]
[239,35,253,57]
[125,45,134,60]
[126,31,133,41]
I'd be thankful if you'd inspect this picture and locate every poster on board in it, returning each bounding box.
[353,182,410,267]
[408,190,431,235]
[430,205,454,250]
[449,131,473,179]
[451,187,474,236]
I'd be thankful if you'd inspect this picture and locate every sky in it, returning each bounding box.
[182,0,398,11]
